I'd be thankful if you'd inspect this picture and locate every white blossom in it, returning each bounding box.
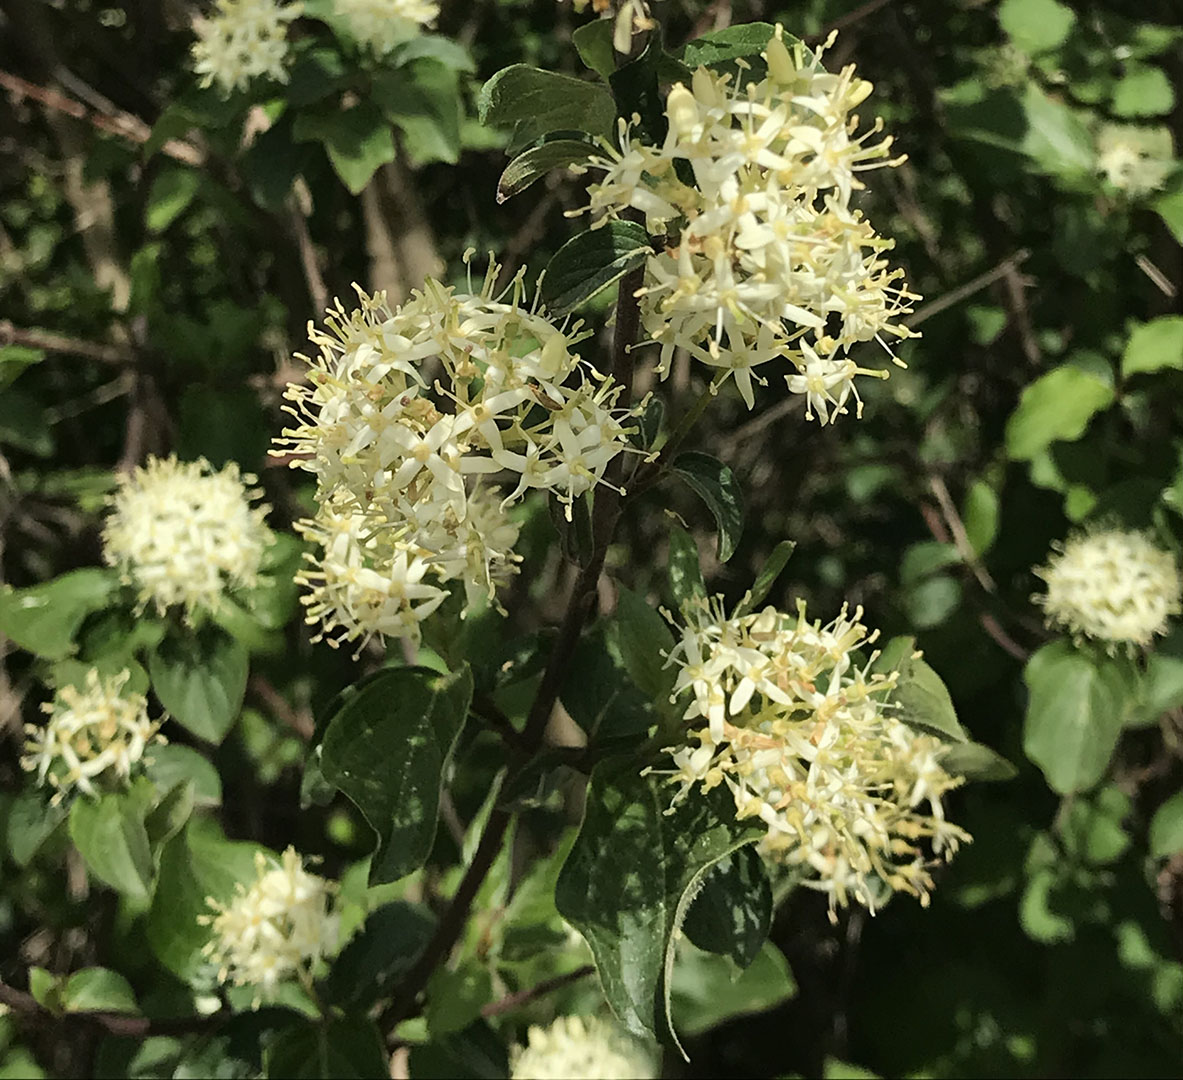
[102,455,274,622]
[22,669,164,802]
[201,847,336,1003]
[191,0,300,96]
[658,597,968,915]
[510,1015,659,1080]
[579,28,917,420]
[1035,528,1182,651]
[1095,123,1174,197]
[275,258,632,649]
[332,0,438,56]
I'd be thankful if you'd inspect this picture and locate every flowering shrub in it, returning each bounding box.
[2,1,1183,1078]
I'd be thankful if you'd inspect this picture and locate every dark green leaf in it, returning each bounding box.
[555,762,764,1039]
[147,818,264,982]
[144,743,222,807]
[0,569,117,661]
[562,626,656,741]
[667,526,706,610]
[610,35,664,145]
[408,1019,508,1079]
[734,541,796,617]
[263,1017,387,1079]
[374,60,462,167]
[7,789,66,867]
[677,23,779,69]
[1023,641,1127,794]
[147,627,248,744]
[609,586,676,708]
[497,138,596,203]
[669,940,795,1037]
[671,452,743,562]
[143,781,195,846]
[477,65,616,151]
[0,344,45,390]
[68,793,153,901]
[425,965,495,1037]
[941,741,1018,782]
[323,901,436,1010]
[294,103,395,194]
[681,846,771,969]
[573,19,615,79]
[320,666,473,884]
[874,637,968,742]
[540,221,651,318]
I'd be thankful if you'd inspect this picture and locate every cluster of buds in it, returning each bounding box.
[191,0,300,95]
[660,597,967,914]
[510,1014,659,1080]
[1035,528,1182,652]
[580,28,917,421]
[201,847,336,1003]
[21,670,164,803]
[333,0,439,56]
[102,455,274,623]
[276,259,633,649]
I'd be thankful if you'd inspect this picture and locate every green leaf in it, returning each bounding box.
[1141,628,1183,721]
[562,627,656,741]
[60,968,139,1015]
[1112,65,1175,118]
[1019,84,1095,180]
[147,818,264,982]
[6,790,66,867]
[677,23,779,69]
[319,666,473,885]
[145,167,200,232]
[477,65,616,151]
[875,637,967,742]
[962,479,1001,556]
[0,569,117,661]
[374,60,462,167]
[609,586,676,707]
[555,762,763,1040]
[323,900,436,1010]
[670,452,743,562]
[941,741,1018,782]
[28,968,58,1012]
[681,846,771,970]
[1060,785,1130,865]
[68,793,153,901]
[425,965,495,1037]
[0,388,53,456]
[147,628,249,744]
[496,138,596,203]
[998,0,1075,54]
[572,19,615,80]
[1023,641,1127,794]
[540,221,651,318]
[667,526,706,610]
[144,743,223,807]
[294,103,395,195]
[143,781,195,847]
[1122,316,1183,377]
[1151,791,1183,858]
[0,344,45,390]
[263,1017,388,1080]
[734,541,796,618]
[1154,186,1183,244]
[1004,364,1114,460]
[669,940,795,1038]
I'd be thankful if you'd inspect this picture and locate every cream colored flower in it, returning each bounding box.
[511,1015,659,1080]
[102,455,273,621]
[201,847,336,1002]
[332,0,438,56]
[1035,528,1182,650]
[22,669,164,802]
[659,597,968,915]
[1096,123,1174,197]
[275,257,632,649]
[579,28,918,419]
[191,0,300,95]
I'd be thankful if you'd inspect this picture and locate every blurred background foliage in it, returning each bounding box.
[1,0,1182,1076]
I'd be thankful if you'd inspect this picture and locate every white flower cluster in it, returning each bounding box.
[191,0,301,96]
[201,847,336,1002]
[22,670,164,802]
[510,1015,659,1080]
[333,0,438,56]
[1035,528,1182,651]
[102,455,274,622]
[1095,123,1174,198]
[276,261,633,650]
[580,29,917,420]
[660,597,967,914]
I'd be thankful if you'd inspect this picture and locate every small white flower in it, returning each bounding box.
[1096,123,1174,197]
[1035,528,1182,651]
[191,0,300,96]
[22,669,164,802]
[332,0,438,56]
[510,1014,659,1080]
[201,847,336,1003]
[102,455,274,622]
[660,597,968,915]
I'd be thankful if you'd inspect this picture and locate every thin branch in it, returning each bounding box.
[480,965,596,1019]
[0,320,135,365]
[928,474,996,593]
[249,674,315,741]
[812,0,897,41]
[287,182,329,317]
[908,249,1030,328]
